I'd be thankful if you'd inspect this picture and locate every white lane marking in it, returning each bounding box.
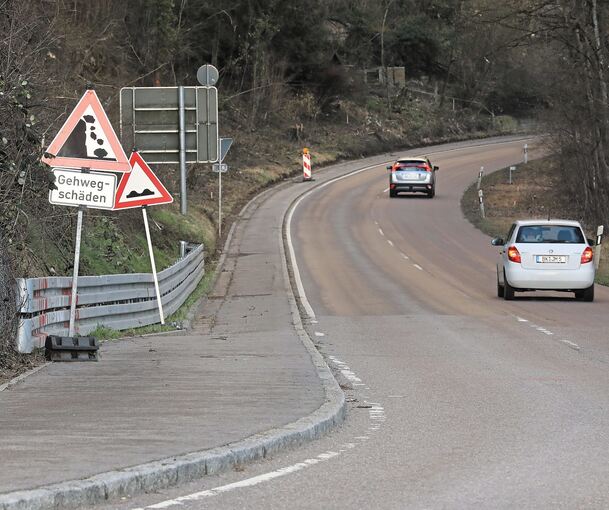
[374,221,379,225]
[314,331,325,337]
[135,451,342,509]
[387,240,394,247]
[413,264,423,271]
[387,395,404,398]
[341,370,362,383]
[378,228,385,236]
[383,188,389,193]
[515,316,583,351]
[310,319,318,324]
[559,339,581,351]
[401,253,409,260]
[285,199,317,320]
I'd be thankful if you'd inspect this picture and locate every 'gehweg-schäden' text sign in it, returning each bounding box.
[49,168,117,210]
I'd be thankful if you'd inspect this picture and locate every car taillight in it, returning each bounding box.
[507,246,521,263]
[581,246,594,264]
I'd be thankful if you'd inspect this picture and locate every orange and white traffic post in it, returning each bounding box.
[303,147,312,181]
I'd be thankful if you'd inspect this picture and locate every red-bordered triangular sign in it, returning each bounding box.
[114,151,173,209]
[41,89,130,172]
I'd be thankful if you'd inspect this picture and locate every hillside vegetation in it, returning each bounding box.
[4,0,607,370]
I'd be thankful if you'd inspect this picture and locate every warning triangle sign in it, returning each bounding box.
[114,151,173,209]
[41,89,130,173]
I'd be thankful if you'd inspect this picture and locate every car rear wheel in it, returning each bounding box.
[389,189,397,198]
[427,187,435,198]
[575,284,594,302]
[503,271,515,300]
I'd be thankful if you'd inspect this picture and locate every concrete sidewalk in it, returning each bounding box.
[0,182,344,510]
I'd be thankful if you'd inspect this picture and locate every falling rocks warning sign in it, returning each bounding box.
[114,151,173,209]
[41,89,130,173]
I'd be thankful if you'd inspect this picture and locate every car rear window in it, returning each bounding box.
[515,225,585,243]
[395,161,428,170]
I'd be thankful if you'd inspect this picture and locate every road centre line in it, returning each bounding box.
[383,188,389,193]
[387,240,394,247]
[559,339,581,351]
[413,264,423,271]
[378,228,385,236]
[513,315,584,351]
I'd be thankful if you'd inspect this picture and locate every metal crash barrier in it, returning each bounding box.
[16,243,204,353]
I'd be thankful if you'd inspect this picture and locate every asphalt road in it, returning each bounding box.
[101,137,609,510]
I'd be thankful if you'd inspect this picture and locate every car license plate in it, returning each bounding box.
[536,255,567,263]
[401,172,419,180]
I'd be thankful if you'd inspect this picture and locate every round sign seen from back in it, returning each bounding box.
[197,64,219,86]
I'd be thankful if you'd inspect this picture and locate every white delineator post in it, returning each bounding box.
[524,143,528,164]
[595,225,604,270]
[478,189,485,219]
[142,206,165,324]
[303,148,312,181]
[477,167,484,190]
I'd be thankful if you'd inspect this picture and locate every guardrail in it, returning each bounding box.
[16,244,204,353]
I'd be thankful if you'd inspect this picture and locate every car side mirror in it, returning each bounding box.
[491,237,504,246]
[587,238,595,246]
[386,165,392,171]
[433,166,439,171]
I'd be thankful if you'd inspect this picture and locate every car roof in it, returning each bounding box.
[396,157,428,163]
[514,219,583,227]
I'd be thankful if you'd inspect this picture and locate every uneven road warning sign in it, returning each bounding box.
[114,151,173,209]
[41,89,130,172]
[49,168,117,210]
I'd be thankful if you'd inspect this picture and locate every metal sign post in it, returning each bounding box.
[478,189,485,219]
[509,166,516,184]
[69,205,85,337]
[217,135,221,237]
[142,206,165,324]
[215,138,233,238]
[178,86,187,215]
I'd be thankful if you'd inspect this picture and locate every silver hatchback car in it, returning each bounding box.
[492,219,595,301]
